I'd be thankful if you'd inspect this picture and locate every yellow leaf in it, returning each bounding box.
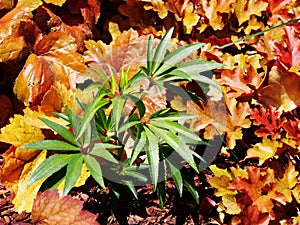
[183,2,200,34]
[233,0,268,25]
[0,114,45,147]
[23,107,69,129]
[292,184,300,204]
[208,175,236,197]
[202,0,235,30]
[109,22,122,41]
[247,139,282,165]
[12,151,47,213]
[209,165,232,179]
[43,0,67,6]
[143,0,168,19]
[278,162,299,203]
[222,194,241,215]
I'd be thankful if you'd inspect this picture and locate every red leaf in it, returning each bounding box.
[250,106,282,139]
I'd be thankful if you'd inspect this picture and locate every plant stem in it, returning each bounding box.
[219,18,300,49]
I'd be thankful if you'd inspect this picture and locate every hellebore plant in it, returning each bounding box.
[21,27,224,205]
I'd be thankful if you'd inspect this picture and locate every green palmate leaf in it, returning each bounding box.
[167,159,183,197]
[147,35,154,73]
[89,143,120,163]
[39,117,79,147]
[28,153,75,186]
[154,42,205,76]
[83,154,105,188]
[64,154,84,195]
[149,120,203,145]
[130,130,147,165]
[151,27,174,74]
[20,140,80,151]
[77,92,111,139]
[147,124,198,173]
[144,127,160,190]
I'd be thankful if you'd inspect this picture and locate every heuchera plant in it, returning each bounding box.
[21,27,224,205]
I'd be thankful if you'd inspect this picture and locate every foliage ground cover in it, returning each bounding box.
[0,0,300,224]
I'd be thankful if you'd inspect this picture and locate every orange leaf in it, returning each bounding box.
[187,96,251,149]
[0,34,28,62]
[32,189,99,225]
[13,54,54,106]
[0,0,14,10]
[258,61,300,111]
[0,0,42,42]
[40,86,63,116]
[0,146,39,186]
[201,0,235,30]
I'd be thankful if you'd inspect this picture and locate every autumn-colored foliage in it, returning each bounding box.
[0,0,300,224]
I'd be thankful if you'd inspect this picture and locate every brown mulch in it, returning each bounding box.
[0,174,221,225]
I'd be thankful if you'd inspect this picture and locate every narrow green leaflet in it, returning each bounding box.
[128,95,146,118]
[77,92,110,139]
[118,120,141,133]
[122,180,138,199]
[111,97,126,132]
[150,112,195,121]
[183,171,200,204]
[144,127,160,190]
[147,35,154,72]
[147,124,198,173]
[28,154,75,186]
[176,60,224,74]
[20,140,80,151]
[150,120,203,145]
[64,154,84,195]
[166,159,183,197]
[39,117,79,146]
[130,130,147,165]
[89,143,120,163]
[154,42,205,76]
[84,154,105,188]
[151,27,174,73]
